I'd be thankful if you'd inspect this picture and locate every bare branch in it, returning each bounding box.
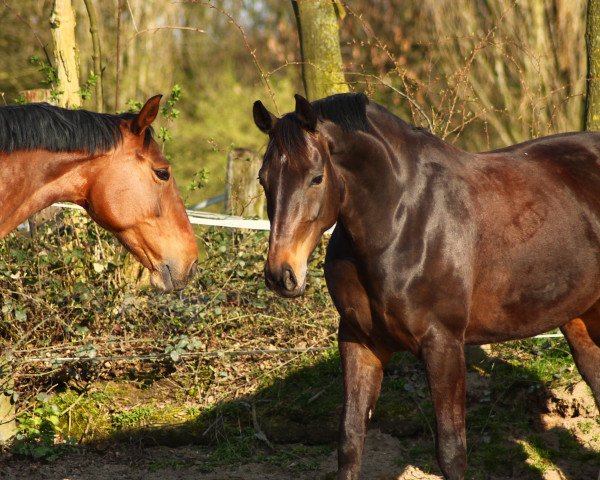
[127,25,206,45]
[184,0,280,115]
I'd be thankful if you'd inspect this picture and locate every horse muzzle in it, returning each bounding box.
[151,259,198,293]
[265,262,306,298]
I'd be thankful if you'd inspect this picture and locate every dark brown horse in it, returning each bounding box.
[0,96,197,292]
[253,93,600,479]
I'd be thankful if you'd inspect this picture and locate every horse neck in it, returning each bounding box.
[0,149,98,238]
[329,107,463,257]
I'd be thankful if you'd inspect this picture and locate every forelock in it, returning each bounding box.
[269,114,308,167]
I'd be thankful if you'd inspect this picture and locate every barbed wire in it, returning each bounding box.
[12,346,336,365]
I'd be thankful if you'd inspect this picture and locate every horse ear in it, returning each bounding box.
[253,100,277,134]
[132,94,162,135]
[294,94,317,131]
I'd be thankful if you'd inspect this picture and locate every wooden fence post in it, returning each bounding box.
[226,148,265,218]
[21,88,51,104]
[0,365,16,445]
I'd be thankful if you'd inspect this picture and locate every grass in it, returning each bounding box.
[9,338,598,477]
[6,348,600,478]
[519,436,556,475]
[111,405,154,430]
[148,457,188,472]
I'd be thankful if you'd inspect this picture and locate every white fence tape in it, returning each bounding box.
[187,210,271,230]
[52,203,337,233]
[51,202,271,230]
[192,193,227,210]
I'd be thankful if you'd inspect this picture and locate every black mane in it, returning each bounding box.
[0,103,150,154]
[271,93,370,159]
[312,93,370,133]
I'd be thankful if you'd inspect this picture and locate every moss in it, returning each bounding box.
[296,1,349,101]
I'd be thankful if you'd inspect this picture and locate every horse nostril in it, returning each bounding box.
[282,267,297,291]
[188,259,198,279]
[264,265,273,283]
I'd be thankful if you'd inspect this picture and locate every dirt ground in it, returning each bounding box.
[2,430,439,480]
[2,425,599,480]
[3,363,600,480]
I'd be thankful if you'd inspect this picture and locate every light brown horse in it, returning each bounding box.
[254,93,600,479]
[0,96,197,292]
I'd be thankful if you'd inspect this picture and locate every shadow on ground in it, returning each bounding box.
[3,343,600,480]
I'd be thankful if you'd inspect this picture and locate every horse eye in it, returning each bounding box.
[311,175,323,186]
[155,169,170,181]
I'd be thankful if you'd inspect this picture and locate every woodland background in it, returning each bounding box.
[0,0,588,204]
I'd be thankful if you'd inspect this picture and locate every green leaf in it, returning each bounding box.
[15,309,27,322]
[36,393,51,403]
[92,262,105,273]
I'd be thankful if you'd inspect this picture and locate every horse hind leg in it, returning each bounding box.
[561,303,600,410]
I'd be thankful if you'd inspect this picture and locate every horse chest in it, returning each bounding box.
[328,251,468,352]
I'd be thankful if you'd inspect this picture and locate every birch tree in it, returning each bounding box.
[50,0,81,108]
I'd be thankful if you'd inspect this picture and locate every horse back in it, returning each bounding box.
[476,131,600,213]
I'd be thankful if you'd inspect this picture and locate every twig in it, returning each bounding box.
[185,0,280,114]
[346,72,434,130]
[341,1,421,123]
[1,0,52,65]
[246,401,273,450]
[79,413,92,444]
[127,26,206,45]
[125,0,138,33]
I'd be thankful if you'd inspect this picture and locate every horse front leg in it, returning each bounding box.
[337,332,390,480]
[420,329,467,480]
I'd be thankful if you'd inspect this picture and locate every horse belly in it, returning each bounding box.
[466,240,600,344]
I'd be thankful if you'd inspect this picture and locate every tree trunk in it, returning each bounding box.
[83,0,104,112]
[292,0,348,101]
[115,0,123,111]
[50,0,81,108]
[586,0,600,130]
[226,149,265,218]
